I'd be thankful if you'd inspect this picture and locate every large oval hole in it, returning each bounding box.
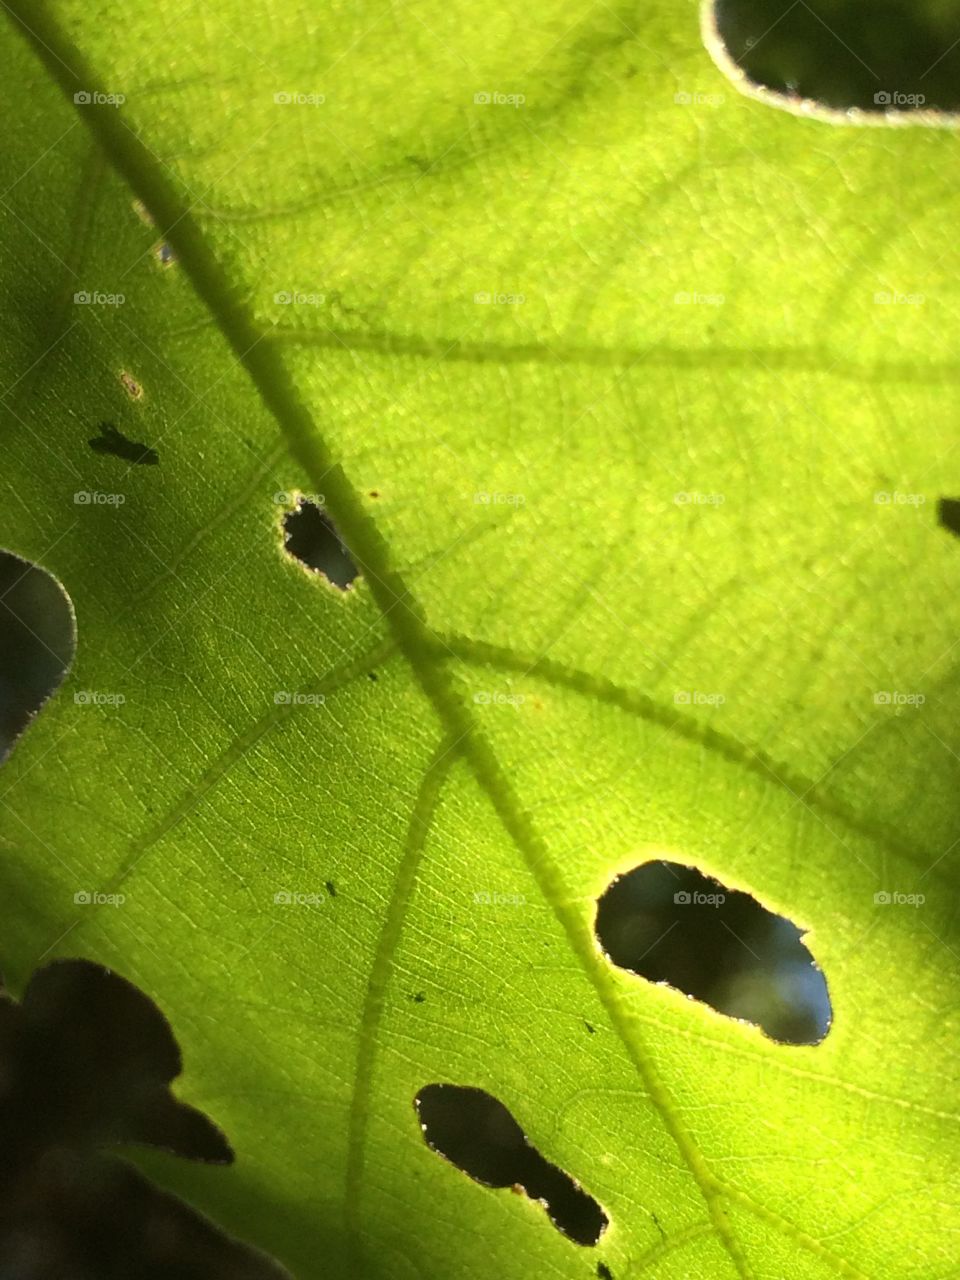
[595,860,831,1045]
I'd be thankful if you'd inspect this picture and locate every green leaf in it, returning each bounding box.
[1,2,958,1276]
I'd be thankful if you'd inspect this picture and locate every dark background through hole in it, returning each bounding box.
[716,0,960,112]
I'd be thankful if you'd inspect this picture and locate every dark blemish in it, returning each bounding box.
[595,860,831,1045]
[89,422,159,466]
[119,371,143,400]
[369,490,380,499]
[938,497,960,537]
[282,498,359,590]
[414,1084,608,1246]
[584,1021,595,1035]
[154,241,176,267]
[597,1265,614,1280]
[406,155,431,173]
[325,880,337,898]
[368,671,378,682]
[410,992,426,1004]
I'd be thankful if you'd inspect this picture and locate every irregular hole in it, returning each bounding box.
[597,1265,614,1280]
[0,959,288,1277]
[414,1084,608,1246]
[708,0,960,116]
[595,861,831,1045]
[282,498,358,590]
[89,422,159,466]
[938,497,960,538]
[0,551,75,760]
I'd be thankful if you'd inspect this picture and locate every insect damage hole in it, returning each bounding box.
[938,497,960,538]
[414,1084,608,1246]
[0,551,75,761]
[706,0,960,120]
[595,861,831,1045]
[281,498,358,590]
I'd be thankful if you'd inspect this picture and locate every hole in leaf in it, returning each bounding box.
[595,861,831,1045]
[414,1084,608,1246]
[597,1265,614,1280]
[0,551,74,760]
[0,959,288,1277]
[938,497,960,538]
[708,0,960,115]
[282,499,358,590]
[89,422,159,466]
